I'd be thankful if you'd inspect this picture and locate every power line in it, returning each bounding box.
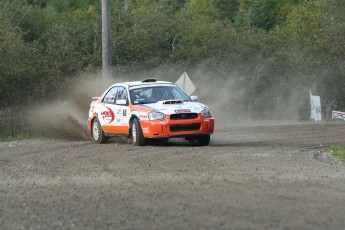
[14,0,36,30]
[0,0,36,51]
[8,1,23,22]
[0,0,11,16]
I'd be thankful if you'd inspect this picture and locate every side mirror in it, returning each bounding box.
[190,95,198,102]
[116,99,127,105]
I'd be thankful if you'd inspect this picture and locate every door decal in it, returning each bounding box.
[101,107,115,123]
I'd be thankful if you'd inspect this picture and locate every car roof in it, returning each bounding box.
[109,80,175,89]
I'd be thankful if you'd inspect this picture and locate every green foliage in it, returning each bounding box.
[328,0,345,22]
[283,1,324,45]
[330,146,345,163]
[173,14,229,64]
[185,0,216,20]
[1,14,45,106]
[0,135,31,142]
[214,0,239,21]
[0,0,101,106]
[112,2,178,69]
[235,0,300,29]
[235,0,253,27]
[248,0,278,30]
[279,0,345,111]
[46,0,90,12]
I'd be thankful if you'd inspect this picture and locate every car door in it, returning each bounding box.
[112,86,130,134]
[99,86,130,135]
[99,86,118,133]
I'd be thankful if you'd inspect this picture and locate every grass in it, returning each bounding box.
[330,145,345,163]
[0,134,31,142]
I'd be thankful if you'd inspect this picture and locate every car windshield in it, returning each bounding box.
[129,85,191,105]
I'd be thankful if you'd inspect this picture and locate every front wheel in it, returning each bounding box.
[92,118,108,144]
[131,119,146,146]
[196,134,210,146]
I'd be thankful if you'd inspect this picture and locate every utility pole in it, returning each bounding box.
[102,0,112,83]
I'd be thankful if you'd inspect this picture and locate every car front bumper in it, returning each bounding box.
[139,115,214,138]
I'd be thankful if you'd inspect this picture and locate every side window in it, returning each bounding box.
[115,87,128,105]
[103,87,118,104]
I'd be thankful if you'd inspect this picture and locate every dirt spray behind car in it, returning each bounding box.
[28,76,106,140]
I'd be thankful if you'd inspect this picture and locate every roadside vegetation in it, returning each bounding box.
[0,134,31,142]
[330,146,345,163]
[0,0,345,123]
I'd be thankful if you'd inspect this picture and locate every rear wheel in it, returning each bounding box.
[92,118,108,144]
[131,119,146,146]
[196,134,210,146]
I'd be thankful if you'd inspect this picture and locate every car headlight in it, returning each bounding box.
[201,108,212,118]
[148,111,166,120]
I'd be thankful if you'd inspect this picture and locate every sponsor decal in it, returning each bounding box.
[123,109,127,117]
[139,112,148,119]
[175,109,191,113]
[139,114,148,119]
[117,108,122,115]
[101,107,115,123]
[142,127,150,133]
[332,111,345,120]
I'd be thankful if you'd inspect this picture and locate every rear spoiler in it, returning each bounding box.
[92,97,100,101]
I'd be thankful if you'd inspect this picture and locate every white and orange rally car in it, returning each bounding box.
[87,79,214,146]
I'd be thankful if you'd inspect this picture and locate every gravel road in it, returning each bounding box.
[1,122,345,230]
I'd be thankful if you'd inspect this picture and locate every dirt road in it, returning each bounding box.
[1,122,345,230]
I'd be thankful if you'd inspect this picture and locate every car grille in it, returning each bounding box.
[170,113,198,120]
[170,123,201,132]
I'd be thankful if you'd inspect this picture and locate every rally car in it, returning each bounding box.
[87,79,214,146]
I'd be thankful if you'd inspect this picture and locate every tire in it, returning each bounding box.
[92,118,108,144]
[196,134,210,146]
[131,119,146,146]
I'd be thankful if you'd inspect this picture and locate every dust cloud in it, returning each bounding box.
[158,65,311,128]
[28,66,310,140]
[27,71,139,141]
[192,74,246,127]
[29,73,106,140]
[194,74,310,127]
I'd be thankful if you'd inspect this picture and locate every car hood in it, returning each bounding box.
[141,100,207,115]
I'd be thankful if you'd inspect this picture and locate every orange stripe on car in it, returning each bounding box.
[102,125,129,134]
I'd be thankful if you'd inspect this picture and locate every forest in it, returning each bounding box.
[0,0,345,120]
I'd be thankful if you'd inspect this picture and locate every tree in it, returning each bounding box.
[214,0,239,21]
[185,0,216,20]
[248,0,278,30]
